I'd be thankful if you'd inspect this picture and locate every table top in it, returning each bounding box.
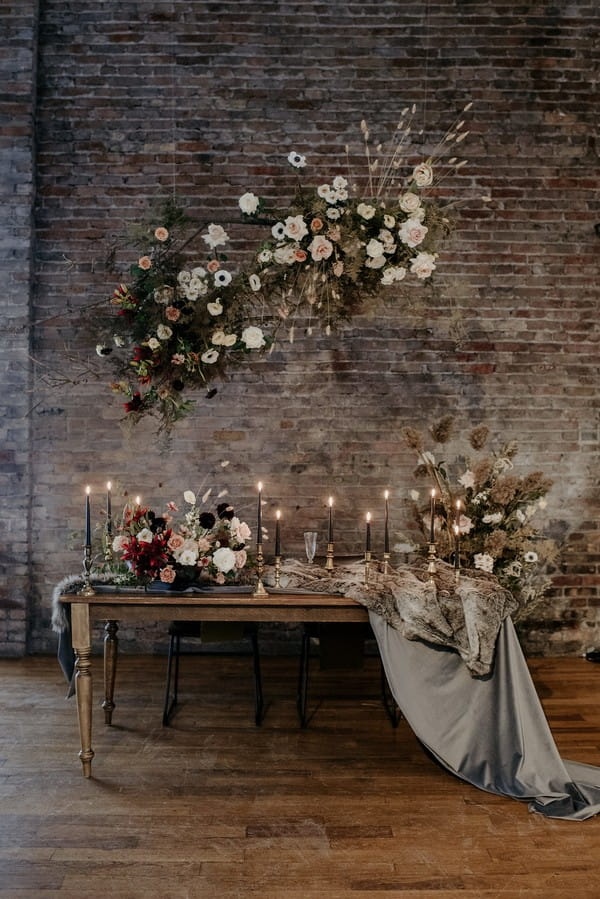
[60,587,370,622]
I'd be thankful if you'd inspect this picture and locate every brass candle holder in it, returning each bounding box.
[252,543,269,597]
[325,541,334,573]
[274,554,282,588]
[454,566,461,586]
[104,529,113,565]
[364,550,372,585]
[427,542,437,580]
[382,551,390,576]
[78,544,96,596]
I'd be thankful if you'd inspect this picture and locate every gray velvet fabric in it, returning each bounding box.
[371,613,600,820]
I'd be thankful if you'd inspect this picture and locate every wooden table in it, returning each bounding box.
[61,588,370,778]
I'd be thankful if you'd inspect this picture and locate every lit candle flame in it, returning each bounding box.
[384,489,389,500]
[85,485,91,495]
[135,495,141,506]
[328,496,333,507]
[106,481,112,491]
[276,509,281,520]
[366,512,371,523]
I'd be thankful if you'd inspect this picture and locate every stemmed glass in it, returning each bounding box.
[304,531,318,564]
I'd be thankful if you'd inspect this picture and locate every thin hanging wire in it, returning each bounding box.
[422,0,431,137]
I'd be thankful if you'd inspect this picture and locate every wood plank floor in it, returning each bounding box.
[1,651,600,898]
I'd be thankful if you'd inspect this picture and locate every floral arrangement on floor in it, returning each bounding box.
[110,489,253,587]
[92,105,483,431]
[402,417,560,617]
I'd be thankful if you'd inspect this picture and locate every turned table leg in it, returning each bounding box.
[102,620,119,725]
[71,602,95,777]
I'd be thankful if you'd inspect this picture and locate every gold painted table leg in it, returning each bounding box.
[102,619,118,726]
[71,603,95,778]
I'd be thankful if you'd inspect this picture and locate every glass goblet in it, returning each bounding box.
[304,531,318,564]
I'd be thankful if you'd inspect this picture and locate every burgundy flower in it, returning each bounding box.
[124,392,143,413]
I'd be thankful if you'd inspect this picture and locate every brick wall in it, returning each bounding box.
[4,1,599,657]
[0,1,39,655]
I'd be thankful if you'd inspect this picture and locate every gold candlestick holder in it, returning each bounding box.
[252,543,269,597]
[274,555,282,588]
[325,541,334,573]
[454,566,461,586]
[427,542,437,579]
[104,530,113,565]
[382,552,390,575]
[364,550,372,585]
[78,545,96,596]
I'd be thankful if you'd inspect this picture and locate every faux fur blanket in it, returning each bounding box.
[270,559,518,676]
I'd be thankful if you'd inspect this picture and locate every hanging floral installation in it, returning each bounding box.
[94,104,484,430]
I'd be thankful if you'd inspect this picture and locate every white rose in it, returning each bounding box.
[202,224,229,249]
[326,208,341,220]
[183,490,196,505]
[366,238,385,258]
[177,270,191,284]
[399,192,421,214]
[201,349,219,364]
[383,213,396,228]
[112,535,128,553]
[137,528,154,544]
[207,300,223,316]
[147,338,160,350]
[241,326,266,349]
[412,162,434,187]
[179,548,198,566]
[283,215,308,240]
[332,175,348,189]
[398,218,428,248]
[239,191,260,215]
[213,546,237,573]
[191,267,207,279]
[156,324,172,340]
[410,251,437,279]
[356,202,376,220]
[365,255,386,269]
[307,235,333,261]
[317,183,331,199]
[211,330,226,346]
[222,333,237,347]
[273,244,297,265]
[474,552,494,573]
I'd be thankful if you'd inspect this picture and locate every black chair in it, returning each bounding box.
[163,621,264,726]
[297,622,400,728]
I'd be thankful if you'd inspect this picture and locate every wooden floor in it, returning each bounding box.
[1,651,600,898]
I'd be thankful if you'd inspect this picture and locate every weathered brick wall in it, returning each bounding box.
[0,1,39,655]
[6,1,600,656]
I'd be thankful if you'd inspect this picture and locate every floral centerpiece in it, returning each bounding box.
[111,489,253,587]
[402,418,559,617]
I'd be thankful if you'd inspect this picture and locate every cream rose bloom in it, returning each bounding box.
[412,162,434,187]
[239,191,260,214]
[207,300,223,316]
[283,215,308,240]
[156,324,172,341]
[241,326,266,349]
[202,224,229,249]
[410,251,437,279]
[213,546,237,573]
[398,218,428,248]
[357,202,376,220]
[365,238,385,258]
[147,338,160,350]
[399,192,421,214]
[137,528,154,544]
[307,235,333,261]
